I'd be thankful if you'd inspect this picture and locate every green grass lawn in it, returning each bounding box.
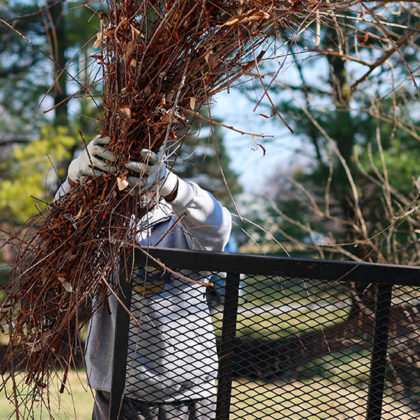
[229,377,418,419]
[242,277,350,307]
[0,370,94,419]
[228,346,418,419]
[212,306,351,340]
[1,353,416,419]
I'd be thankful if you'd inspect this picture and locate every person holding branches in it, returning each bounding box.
[56,135,232,419]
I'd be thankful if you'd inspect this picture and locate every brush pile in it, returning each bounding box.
[1,0,354,416]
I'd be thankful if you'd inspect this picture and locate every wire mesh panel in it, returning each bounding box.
[118,266,219,419]
[110,249,420,419]
[225,279,416,419]
[382,285,420,417]
[226,276,360,418]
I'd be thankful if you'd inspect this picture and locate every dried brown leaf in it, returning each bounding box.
[63,282,73,293]
[123,40,137,62]
[120,107,131,118]
[93,31,103,49]
[190,97,196,110]
[117,176,129,191]
[218,9,270,27]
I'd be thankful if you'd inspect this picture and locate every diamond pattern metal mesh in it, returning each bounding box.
[120,267,218,418]
[112,256,420,419]
[383,285,420,417]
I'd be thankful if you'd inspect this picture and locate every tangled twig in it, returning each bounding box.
[0,0,391,417]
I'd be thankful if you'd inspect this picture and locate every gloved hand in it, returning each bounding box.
[68,136,179,199]
[125,149,179,199]
[67,136,116,183]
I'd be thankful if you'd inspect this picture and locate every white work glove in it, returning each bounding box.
[68,136,179,199]
[125,149,179,198]
[67,136,117,183]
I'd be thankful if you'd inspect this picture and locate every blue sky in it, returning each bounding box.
[210,64,313,193]
[212,89,294,192]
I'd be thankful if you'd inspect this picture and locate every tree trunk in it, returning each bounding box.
[49,0,68,127]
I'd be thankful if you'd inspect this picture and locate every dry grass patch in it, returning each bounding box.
[229,378,418,419]
[0,370,93,419]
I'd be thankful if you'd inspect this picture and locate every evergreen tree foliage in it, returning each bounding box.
[0,126,77,223]
[0,1,100,223]
[0,1,99,132]
[243,13,419,262]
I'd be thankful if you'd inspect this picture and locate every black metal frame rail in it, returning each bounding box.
[110,247,420,420]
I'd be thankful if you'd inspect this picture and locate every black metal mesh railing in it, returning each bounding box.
[109,248,420,419]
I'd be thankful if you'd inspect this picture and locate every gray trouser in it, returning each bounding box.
[92,390,216,420]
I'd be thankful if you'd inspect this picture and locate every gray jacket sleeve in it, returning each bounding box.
[53,177,232,252]
[169,178,232,252]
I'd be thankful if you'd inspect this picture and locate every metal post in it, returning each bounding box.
[109,262,133,420]
[366,284,393,420]
[216,272,240,420]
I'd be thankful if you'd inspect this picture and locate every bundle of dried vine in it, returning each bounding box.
[1,0,347,416]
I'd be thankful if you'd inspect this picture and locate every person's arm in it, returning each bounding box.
[57,139,232,251]
[168,178,232,252]
[125,150,232,251]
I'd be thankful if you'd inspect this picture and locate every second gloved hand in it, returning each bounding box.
[68,137,179,199]
[67,136,116,183]
[125,149,179,199]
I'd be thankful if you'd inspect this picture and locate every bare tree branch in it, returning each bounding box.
[0,135,31,147]
[2,0,67,23]
[351,19,420,92]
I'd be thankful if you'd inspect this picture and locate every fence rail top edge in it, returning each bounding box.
[131,247,420,286]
